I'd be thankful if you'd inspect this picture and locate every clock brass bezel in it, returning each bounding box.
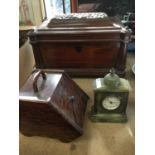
[101,95,121,110]
[94,91,128,114]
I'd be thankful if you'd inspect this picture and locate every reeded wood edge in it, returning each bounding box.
[33,68,126,78]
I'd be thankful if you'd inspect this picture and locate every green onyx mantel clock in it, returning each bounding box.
[90,69,131,123]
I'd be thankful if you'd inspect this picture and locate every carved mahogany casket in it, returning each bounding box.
[28,13,131,77]
[19,70,89,142]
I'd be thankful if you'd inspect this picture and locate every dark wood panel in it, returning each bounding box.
[39,43,120,68]
[20,101,81,142]
[52,74,87,127]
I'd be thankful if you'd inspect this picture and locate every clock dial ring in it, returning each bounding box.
[102,96,121,110]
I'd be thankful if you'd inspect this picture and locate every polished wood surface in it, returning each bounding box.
[19,70,89,142]
[28,17,131,77]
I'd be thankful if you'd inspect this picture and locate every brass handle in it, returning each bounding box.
[33,70,46,92]
[68,96,75,103]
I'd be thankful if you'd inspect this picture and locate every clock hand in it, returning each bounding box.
[108,99,119,104]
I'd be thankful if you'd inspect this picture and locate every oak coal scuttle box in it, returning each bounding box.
[19,70,89,142]
[28,14,131,77]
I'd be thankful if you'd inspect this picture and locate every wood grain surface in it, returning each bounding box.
[28,18,131,77]
[20,71,89,142]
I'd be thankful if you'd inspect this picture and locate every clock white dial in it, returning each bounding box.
[102,96,121,110]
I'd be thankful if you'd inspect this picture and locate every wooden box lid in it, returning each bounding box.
[29,13,128,37]
[19,70,89,142]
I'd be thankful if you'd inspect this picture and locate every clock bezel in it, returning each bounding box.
[102,95,121,110]
[94,91,128,113]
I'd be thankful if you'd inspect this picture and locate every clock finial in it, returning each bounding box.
[104,68,120,88]
[109,68,115,76]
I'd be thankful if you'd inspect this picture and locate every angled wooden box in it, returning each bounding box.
[19,70,89,142]
[28,14,131,77]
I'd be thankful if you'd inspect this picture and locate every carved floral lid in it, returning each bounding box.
[46,13,122,28]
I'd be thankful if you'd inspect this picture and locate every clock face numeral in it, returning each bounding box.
[102,96,121,110]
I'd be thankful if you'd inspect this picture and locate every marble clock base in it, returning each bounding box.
[90,106,127,123]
